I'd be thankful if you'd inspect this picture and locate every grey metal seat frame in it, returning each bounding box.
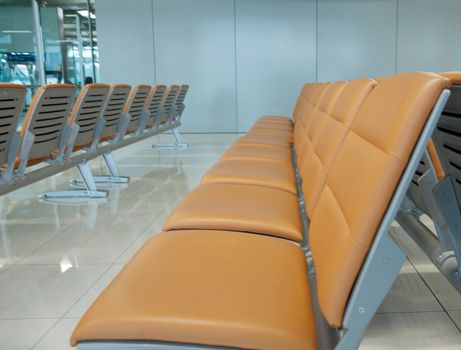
[397,82,461,292]
[0,85,182,198]
[73,84,169,188]
[0,84,27,184]
[41,84,111,200]
[13,84,77,179]
[153,84,188,150]
[71,84,133,188]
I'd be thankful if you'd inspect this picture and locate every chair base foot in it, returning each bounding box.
[40,190,109,199]
[152,142,188,150]
[71,176,130,187]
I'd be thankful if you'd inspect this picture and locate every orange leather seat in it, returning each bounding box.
[201,159,297,194]
[249,127,293,136]
[252,121,293,130]
[221,144,292,164]
[253,121,293,130]
[70,73,451,350]
[258,115,292,124]
[164,183,302,241]
[246,129,294,143]
[233,134,292,148]
[71,230,316,350]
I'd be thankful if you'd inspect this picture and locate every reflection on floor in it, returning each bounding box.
[0,133,460,350]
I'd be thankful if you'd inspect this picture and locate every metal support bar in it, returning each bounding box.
[152,128,188,150]
[396,205,461,293]
[56,122,80,160]
[41,162,108,199]
[418,168,456,253]
[16,130,35,177]
[1,132,21,183]
[432,176,461,273]
[88,116,106,152]
[103,151,121,177]
[114,113,131,143]
[166,105,178,125]
[71,151,129,187]
[154,107,166,129]
[134,110,148,137]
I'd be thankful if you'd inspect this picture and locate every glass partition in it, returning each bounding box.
[0,0,39,104]
[0,0,98,95]
[38,0,98,87]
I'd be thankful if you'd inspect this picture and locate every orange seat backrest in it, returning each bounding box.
[144,84,167,128]
[301,78,377,217]
[69,83,110,149]
[293,83,330,158]
[99,84,131,141]
[296,81,346,171]
[309,72,450,328]
[158,85,180,125]
[20,84,76,164]
[175,84,189,109]
[292,83,315,124]
[124,84,151,133]
[0,83,27,165]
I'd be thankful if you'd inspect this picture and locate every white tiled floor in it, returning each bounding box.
[0,133,460,349]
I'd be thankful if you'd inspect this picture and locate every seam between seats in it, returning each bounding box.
[312,116,345,167]
[324,184,351,236]
[346,230,369,249]
[326,184,369,249]
[350,129,403,162]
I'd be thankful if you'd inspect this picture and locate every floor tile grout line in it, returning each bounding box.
[6,221,79,268]
[59,263,113,322]
[406,257,461,333]
[110,204,177,265]
[29,317,62,350]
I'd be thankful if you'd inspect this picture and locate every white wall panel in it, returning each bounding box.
[235,0,316,132]
[397,0,461,73]
[95,0,155,85]
[152,0,237,132]
[317,0,397,82]
[95,0,461,132]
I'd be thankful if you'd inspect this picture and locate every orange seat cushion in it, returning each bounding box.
[164,183,302,242]
[258,115,292,124]
[249,128,293,138]
[201,159,297,194]
[221,144,293,164]
[71,230,316,350]
[233,135,292,148]
[251,123,293,132]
